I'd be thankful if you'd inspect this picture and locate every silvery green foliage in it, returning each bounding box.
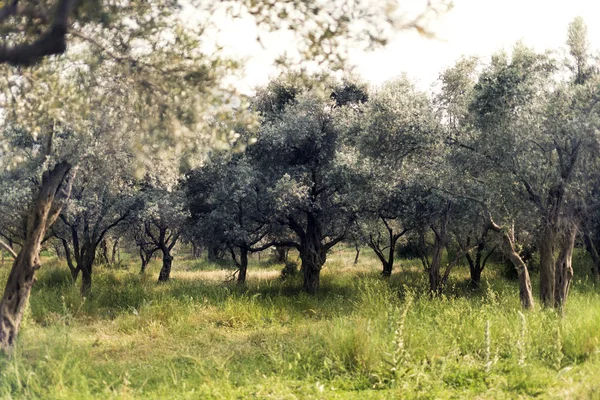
[452,41,600,227]
[187,151,272,254]
[52,124,139,248]
[439,22,600,305]
[251,89,364,249]
[358,76,440,166]
[346,76,443,271]
[137,183,189,251]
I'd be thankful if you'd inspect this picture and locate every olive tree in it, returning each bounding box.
[249,77,368,292]
[187,153,274,283]
[443,26,600,309]
[351,76,440,277]
[52,135,139,295]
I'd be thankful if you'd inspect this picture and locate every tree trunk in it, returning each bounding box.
[61,238,80,282]
[554,223,577,310]
[237,247,248,284]
[207,245,222,262]
[79,243,96,296]
[508,250,535,310]
[140,258,148,274]
[299,215,326,294]
[111,237,119,265]
[99,239,109,264]
[300,241,324,293]
[468,259,482,288]
[0,161,72,354]
[70,265,80,282]
[488,218,534,310]
[466,241,486,288]
[275,246,289,263]
[383,234,400,277]
[427,212,449,295]
[353,246,360,265]
[191,242,202,259]
[539,223,557,307]
[428,240,444,294]
[158,249,172,282]
[80,263,92,297]
[139,248,152,274]
[302,257,321,294]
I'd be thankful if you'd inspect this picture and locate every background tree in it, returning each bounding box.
[138,187,188,282]
[53,136,138,295]
[249,77,366,292]
[187,153,273,283]
[351,76,439,277]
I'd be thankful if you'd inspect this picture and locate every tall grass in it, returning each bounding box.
[0,248,599,398]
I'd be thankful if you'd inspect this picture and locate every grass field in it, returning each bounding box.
[1,247,600,399]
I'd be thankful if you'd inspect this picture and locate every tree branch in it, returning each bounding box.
[0,238,17,259]
[0,0,76,66]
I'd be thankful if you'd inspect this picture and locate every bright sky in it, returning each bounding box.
[209,0,600,92]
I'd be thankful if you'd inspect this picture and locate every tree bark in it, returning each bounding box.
[274,246,289,263]
[554,222,577,310]
[78,244,96,296]
[302,256,321,294]
[0,161,73,354]
[486,216,534,309]
[539,222,557,307]
[158,249,172,282]
[237,247,248,284]
[99,239,109,264]
[353,245,360,265]
[427,206,450,294]
[61,238,80,282]
[80,262,92,297]
[111,237,119,265]
[139,248,151,274]
[467,255,482,287]
[369,227,405,278]
[465,240,492,288]
[428,237,444,294]
[299,214,326,293]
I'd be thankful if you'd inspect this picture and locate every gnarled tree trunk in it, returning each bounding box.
[78,243,96,296]
[274,246,289,264]
[299,215,327,294]
[158,249,173,282]
[465,239,495,288]
[368,224,406,278]
[424,204,450,295]
[427,234,445,294]
[61,238,80,282]
[487,215,534,310]
[554,222,577,311]
[539,222,557,307]
[300,246,324,294]
[139,247,155,274]
[0,162,73,354]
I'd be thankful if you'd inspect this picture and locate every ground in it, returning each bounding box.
[1,246,600,399]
